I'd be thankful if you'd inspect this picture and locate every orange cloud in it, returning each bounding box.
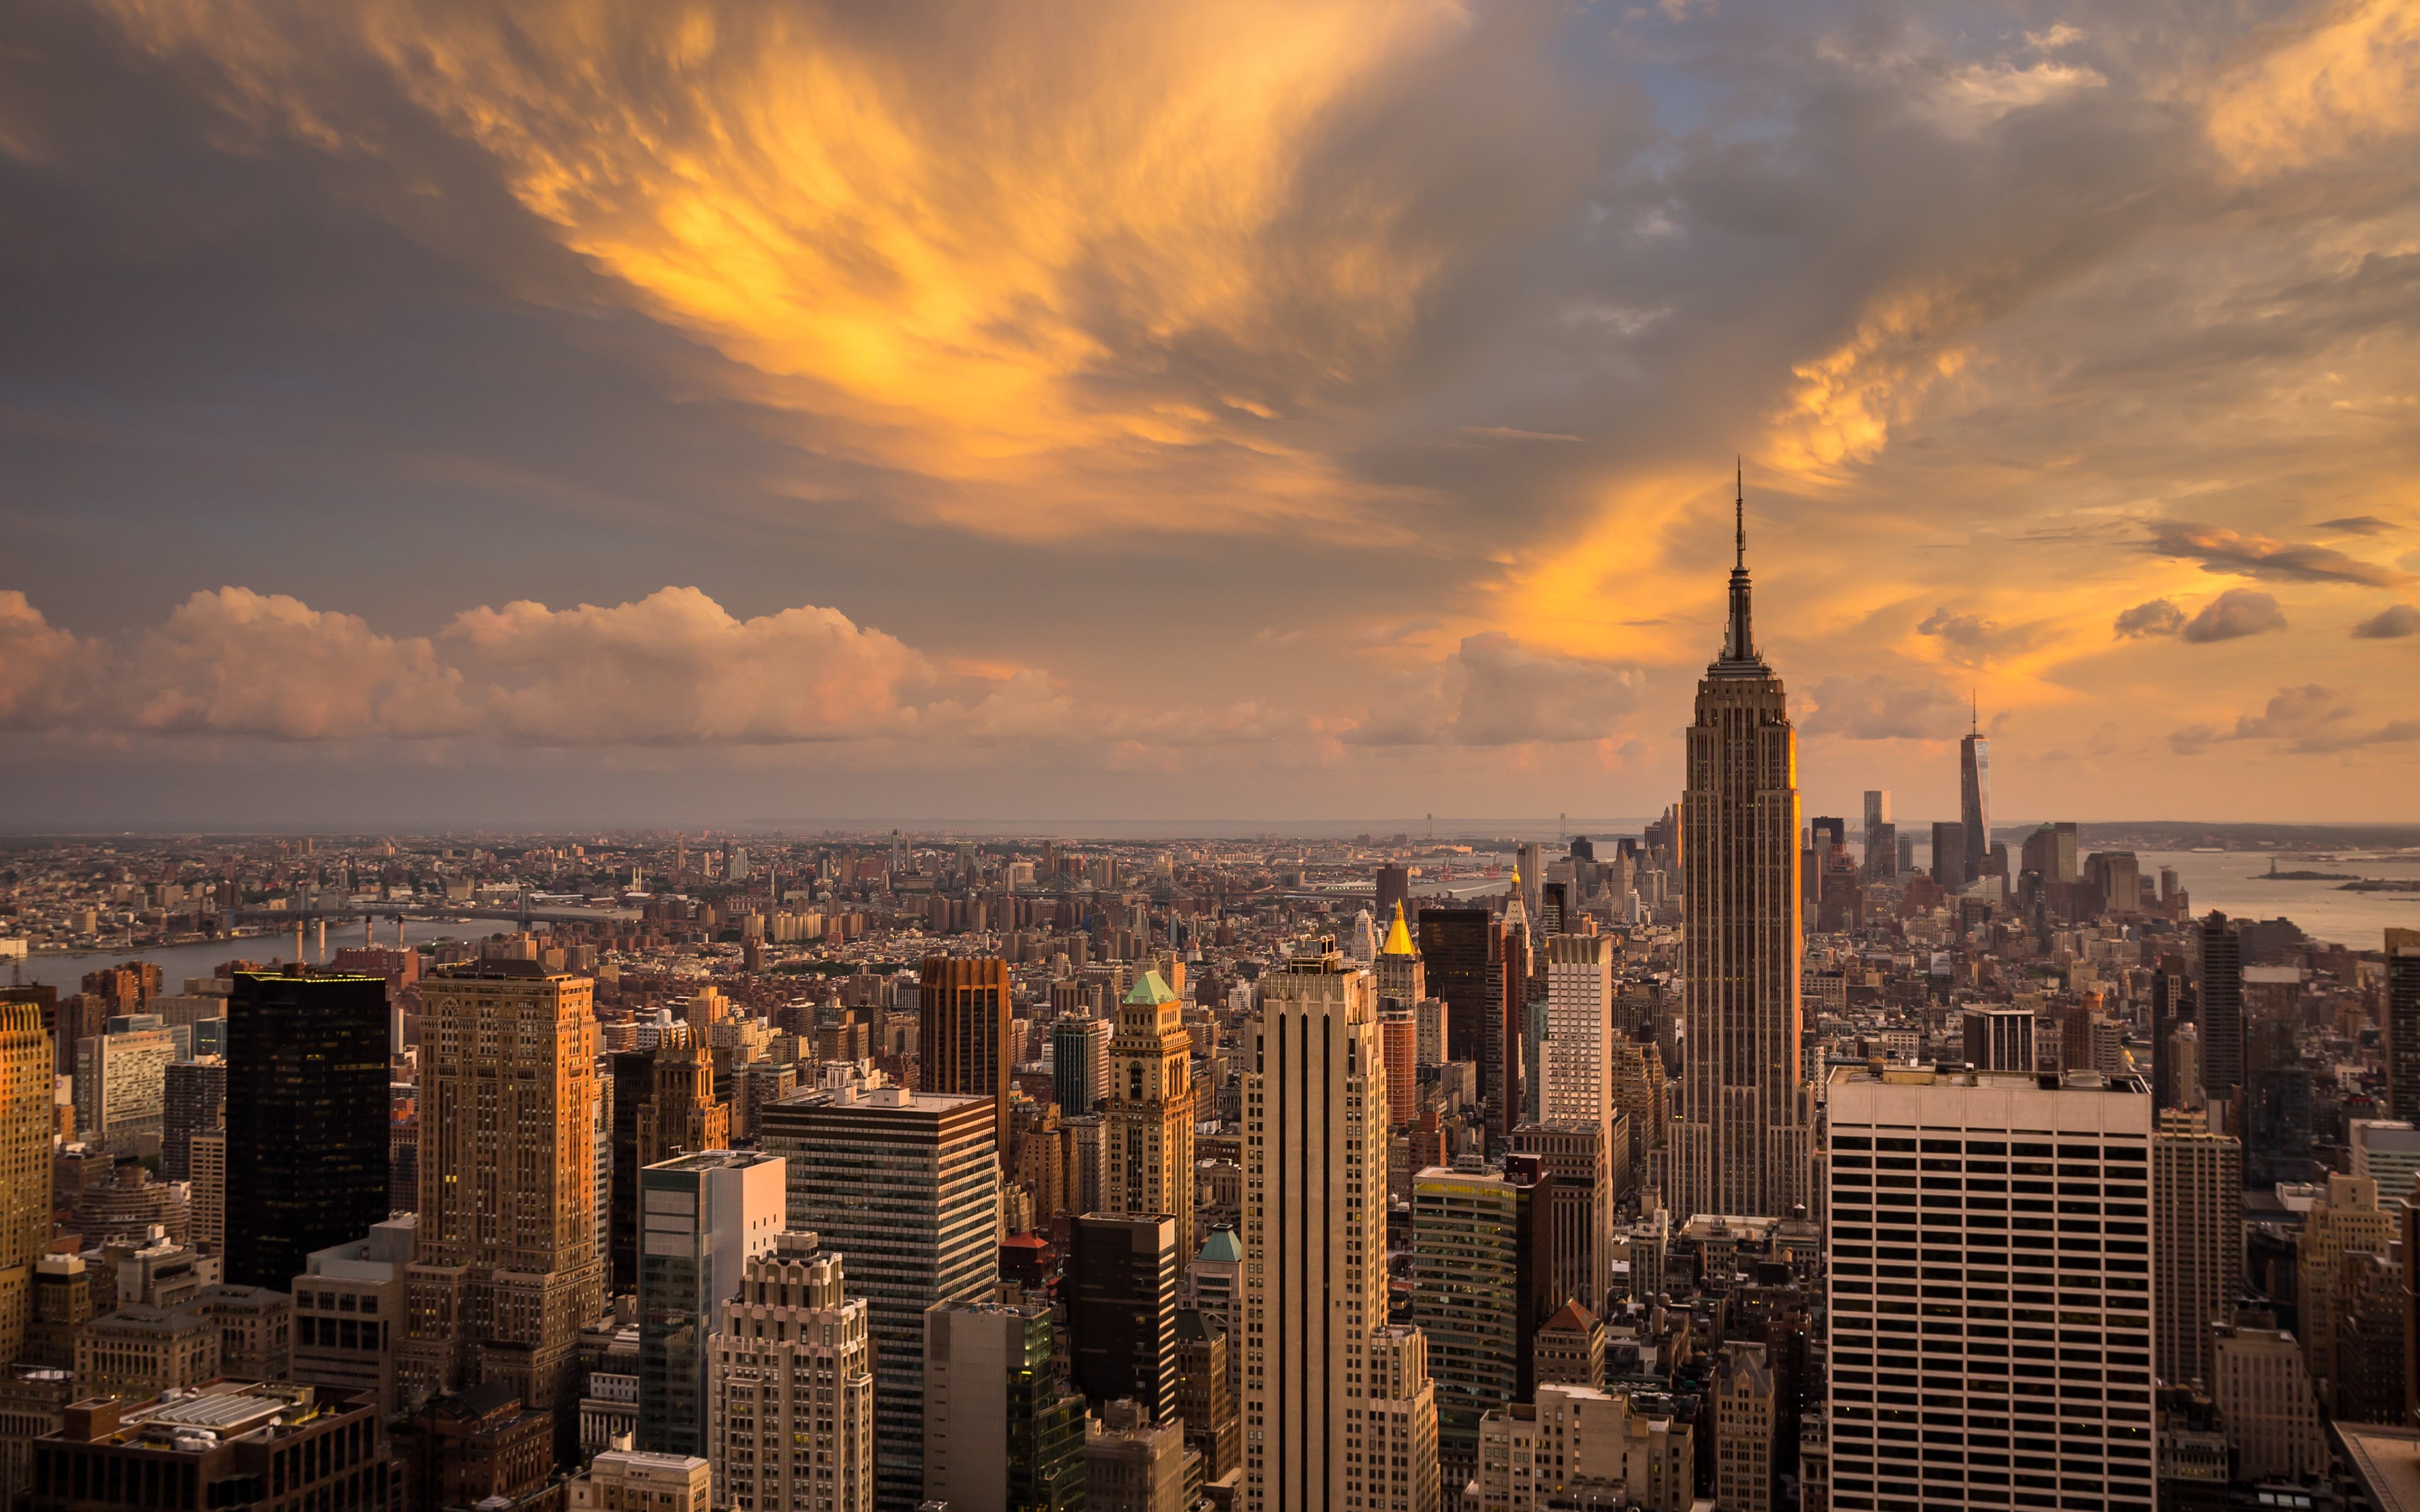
[2206,0,2420,178]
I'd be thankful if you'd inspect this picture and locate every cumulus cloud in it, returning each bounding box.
[0,586,1055,747]
[2113,599,2186,638]
[2145,522,2410,587]
[1349,633,1645,746]
[2353,604,2420,639]
[2181,588,2288,644]
[2170,684,2420,753]
[1800,675,1968,742]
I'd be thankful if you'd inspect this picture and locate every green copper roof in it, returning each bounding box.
[1124,968,1178,1006]
[1196,1225,1243,1263]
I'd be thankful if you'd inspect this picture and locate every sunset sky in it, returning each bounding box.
[3,0,2417,829]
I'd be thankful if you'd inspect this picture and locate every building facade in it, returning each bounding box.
[1103,971,1197,1268]
[2152,1109,2241,1390]
[636,1151,784,1459]
[225,971,391,1291]
[706,1231,875,1512]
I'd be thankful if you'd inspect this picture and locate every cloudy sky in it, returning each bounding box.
[3,0,2416,830]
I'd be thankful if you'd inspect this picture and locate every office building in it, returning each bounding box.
[1824,1064,2155,1511]
[2198,914,2244,1114]
[1531,1301,1605,1390]
[2296,1172,2396,1390]
[1066,1213,1178,1421]
[1175,1307,1238,1479]
[71,1021,173,1155]
[1104,970,1197,1266]
[1539,936,1613,1129]
[575,1449,711,1512]
[637,1151,784,1459]
[1378,1011,1418,1125]
[919,956,1013,1154]
[1930,821,1968,889]
[2211,1322,2326,1480]
[1242,943,1439,1512]
[707,1230,874,1512]
[159,1057,224,1186]
[2351,1118,2420,1197]
[1674,491,1812,1222]
[1961,1007,2035,1074]
[291,1215,415,1418]
[638,1032,729,1172]
[24,1382,384,1512]
[1085,1397,1190,1512]
[74,1307,221,1399]
[400,961,603,1459]
[1713,1341,1778,1512]
[924,1297,1087,1512]
[1473,1383,1695,1512]
[1862,791,1896,882]
[1413,1154,1554,1498]
[0,1002,49,1365]
[757,1073,998,1512]
[186,1133,225,1255]
[2017,821,2079,887]
[1052,1013,1111,1116]
[225,970,390,1291]
[1511,1119,1615,1316]
[392,1379,560,1511]
[2152,1111,2240,1391]
[1490,895,1531,1146]
[2388,930,2420,1123]
[1377,865,1412,927]
[1414,999,1448,1071]
[1417,906,1493,1074]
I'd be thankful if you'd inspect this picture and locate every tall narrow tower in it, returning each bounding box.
[0,1001,50,1363]
[1242,942,1439,1512]
[1103,968,1198,1266]
[1961,697,1992,881]
[1673,473,1812,1221]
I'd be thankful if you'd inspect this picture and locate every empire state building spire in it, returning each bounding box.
[1722,459,1760,667]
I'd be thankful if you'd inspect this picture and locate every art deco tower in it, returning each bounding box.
[1104,968,1197,1266]
[1672,476,1812,1220]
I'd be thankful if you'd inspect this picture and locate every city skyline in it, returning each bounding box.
[5,0,2420,828]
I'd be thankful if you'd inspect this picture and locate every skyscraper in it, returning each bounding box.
[1064,1212,1179,1422]
[1861,791,1895,882]
[0,1001,50,1364]
[708,1230,876,1512]
[225,970,391,1292]
[636,1150,785,1458]
[2384,929,2420,1123]
[1491,892,1532,1147]
[1375,902,1426,1011]
[1417,906,1493,1072]
[2153,1109,2242,1390]
[1960,705,1991,881]
[1930,821,1968,889]
[1412,1154,1554,1496]
[1242,942,1440,1512]
[1824,1063,2155,1511]
[1103,970,1197,1266]
[924,1297,1088,1512]
[1052,1012,1111,1117]
[639,1031,730,1170]
[160,1057,226,1186]
[919,956,1013,1153]
[2198,912,2244,1119]
[1673,484,1812,1222]
[400,961,603,1460]
[758,1075,1000,1512]
[1540,936,1615,1128]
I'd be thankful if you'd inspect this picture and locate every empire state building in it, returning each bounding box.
[1671,478,1812,1221]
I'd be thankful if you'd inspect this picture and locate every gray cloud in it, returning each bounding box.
[2181,588,2288,644]
[1800,674,1967,742]
[2112,599,2185,638]
[2170,684,2420,755]
[1349,633,1645,747]
[2318,516,2395,536]
[2146,522,2411,587]
[2353,604,2420,639]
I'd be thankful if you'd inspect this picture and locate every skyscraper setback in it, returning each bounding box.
[1673,486,1812,1221]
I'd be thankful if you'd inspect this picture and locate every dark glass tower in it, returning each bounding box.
[1064,1211,1178,1421]
[1415,906,1494,1072]
[224,970,391,1289]
[2198,911,2244,1114]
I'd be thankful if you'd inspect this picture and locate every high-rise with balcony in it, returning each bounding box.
[1243,943,1439,1512]
[1103,970,1197,1267]
[400,961,603,1461]
[1674,488,1812,1222]
[1824,1064,2155,1512]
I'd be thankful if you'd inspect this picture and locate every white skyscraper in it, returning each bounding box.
[1541,935,1615,1126]
[1243,942,1439,1512]
[1825,1065,2155,1512]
